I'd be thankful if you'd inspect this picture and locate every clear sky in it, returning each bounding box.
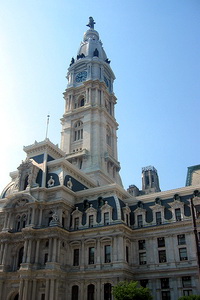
[0,0,200,193]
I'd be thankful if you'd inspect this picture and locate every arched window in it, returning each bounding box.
[74,121,83,141]
[22,214,27,229]
[104,283,112,300]
[72,285,79,300]
[23,175,29,190]
[14,294,19,300]
[87,284,94,300]
[17,247,24,269]
[106,126,111,146]
[16,215,21,231]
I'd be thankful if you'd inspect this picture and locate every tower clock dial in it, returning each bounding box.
[75,71,87,83]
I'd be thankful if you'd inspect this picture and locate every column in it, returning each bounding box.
[2,243,8,265]
[19,279,24,300]
[56,239,61,263]
[31,208,36,225]
[38,208,43,227]
[48,238,53,262]
[0,243,4,264]
[117,236,124,261]
[0,280,4,299]
[54,279,59,300]
[27,208,31,225]
[23,240,28,263]
[31,279,37,300]
[45,279,50,300]
[49,279,55,300]
[35,240,40,264]
[96,280,101,300]
[23,280,29,300]
[81,240,85,269]
[52,238,57,262]
[96,239,101,265]
[80,281,84,300]
[27,240,32,263]
[3,212,8,230]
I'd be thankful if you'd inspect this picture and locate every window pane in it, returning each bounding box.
[156,212,162,224]
[157,237,165,247]
[105,245,111,263]
[73,249,79,266]
[89,215,94,227]
[182,276,191,287]
[159,250,166,263]
[177,234,186,245]
[137,215,143,227]
[161,278,169,289]
[139,252,146,265]
[179,248,188,261]
[104,212,109,225]
[162,291,171,300]
[138,240,146,250]
[175,208,181,221]
[89,247,94,264]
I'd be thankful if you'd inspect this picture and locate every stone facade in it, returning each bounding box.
[0,17,200,300]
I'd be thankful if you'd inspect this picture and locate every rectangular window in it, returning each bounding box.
[183,290,192,296]
[161,278,169,289]
[137,215,143,227]
[175,208,181,221]
[161,291,171,300]
[179,248,188,261]
[182,276,191,287]
[104,212,109,225]
[41,295,45,300]
[177,234,186,245]
[138,240,146,250]
[126,246,129,262]
[140,280,148,288]
[156,212,162,224]
[89,247,95,264]
[159,250,167,263]
[139,252,146,265]
[157,237,165,248]
[74,217,79,229]
[89,215,94,227]
[105,245,111,263]
[73,249,79,266]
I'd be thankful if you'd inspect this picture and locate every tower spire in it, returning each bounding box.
[45,114,50,140]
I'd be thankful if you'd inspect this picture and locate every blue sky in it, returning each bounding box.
[0,0,200,193]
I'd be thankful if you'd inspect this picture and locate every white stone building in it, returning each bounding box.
[0,17,200,300]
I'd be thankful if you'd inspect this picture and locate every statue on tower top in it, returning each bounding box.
[87,17,95,29]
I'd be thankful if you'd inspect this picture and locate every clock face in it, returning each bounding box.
[76,71,87,83]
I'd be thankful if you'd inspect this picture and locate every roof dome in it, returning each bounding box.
[77,28,108,61]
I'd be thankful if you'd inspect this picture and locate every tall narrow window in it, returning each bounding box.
[87,284,94,300]
[106,126,111,146]
[74,121,83,141]
[161,278,169,289]
[156,212,162,224]
[182,276,191,287]
[137,215,143,227]
[104,212,109,225]
[17,247,24,269]
[72,285,79,300]
[74,217,79,230]
[139,252,146,265]
[177,234,186,245]
[89,247,94,264]
[179,248,188,261]
[89,215,94,227]
[159,250,166,263]
[175,208,181,221]
[126,246,129,262]
[138,240,146,250]
[105,245,111,263]
[157,237,165,247]
[73,249,79,266]
[161,291,170,300]
[104,283,112,300]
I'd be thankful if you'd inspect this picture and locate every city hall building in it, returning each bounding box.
[0,17,200,300]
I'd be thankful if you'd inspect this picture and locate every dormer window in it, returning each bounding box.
[100,201,113,226]
[134,203,147,228]
[85,205,97,228]
[137,215,143,227]
[175,208,181,221]
[71,207,82,230]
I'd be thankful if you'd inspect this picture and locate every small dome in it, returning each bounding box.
[76,28,108,61]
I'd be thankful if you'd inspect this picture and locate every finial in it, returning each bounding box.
[45,114,50,139]
[86,17,95,29]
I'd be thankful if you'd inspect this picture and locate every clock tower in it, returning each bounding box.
[61,17,122,187]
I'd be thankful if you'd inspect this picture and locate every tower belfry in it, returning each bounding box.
[61,17,122,186]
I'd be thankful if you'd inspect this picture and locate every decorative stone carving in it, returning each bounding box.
[47,176,55,188]
[14,158,40,191]
[67,178,73,189]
